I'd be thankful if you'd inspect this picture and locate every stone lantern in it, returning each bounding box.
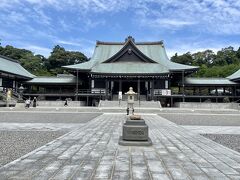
[125,87,137,115]
[18,84,24,103]
[118,87,152,146]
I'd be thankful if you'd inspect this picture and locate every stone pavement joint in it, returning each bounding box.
[0,114,240,179]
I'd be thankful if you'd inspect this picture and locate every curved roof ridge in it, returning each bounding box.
[102,38,158,64]
[227,69,240,80]
[0,56,35,78]
[63,36,198,73]
[0,55,19,63]
[96,40,163,46]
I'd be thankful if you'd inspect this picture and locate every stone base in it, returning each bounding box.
[118,136,152,146]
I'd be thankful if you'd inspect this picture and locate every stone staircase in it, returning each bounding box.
[112,94,147,101]
[99,100,162,108]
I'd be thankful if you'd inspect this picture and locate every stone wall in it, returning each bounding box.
[37,101,86,107]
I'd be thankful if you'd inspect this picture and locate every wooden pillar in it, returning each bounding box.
[151,80,154,100]
[119,79,122,92]
[232,86,235,96]
[110,80,113,100]
[145,81,148,95]
[182,71,185,102]
[105,79,108,100]
[75,69,79,101]
[86,96,89,106]
[234,85,237,96]
[168,78,171,89]
[137,78,140,100]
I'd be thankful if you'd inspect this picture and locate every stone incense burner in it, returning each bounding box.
[118,115,152,146]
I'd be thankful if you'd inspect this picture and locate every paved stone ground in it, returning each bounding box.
[0,112,101,123]
[159,113,240,126]
[1,114,240,179]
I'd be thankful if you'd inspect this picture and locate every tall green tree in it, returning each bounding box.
[0,44,88,76]
[47,45,88,74]
[170,46,240,77]
[171,52,193,65]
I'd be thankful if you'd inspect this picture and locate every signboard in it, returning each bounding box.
[154,89,171,96]
[118,91,122,100]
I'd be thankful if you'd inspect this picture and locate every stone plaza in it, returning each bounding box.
[0,108,240,179]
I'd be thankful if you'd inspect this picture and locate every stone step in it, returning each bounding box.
[112,94,147,101]
[99,100,161,108]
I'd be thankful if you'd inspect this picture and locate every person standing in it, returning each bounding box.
[25,98,31,108]
[33,97,37,107]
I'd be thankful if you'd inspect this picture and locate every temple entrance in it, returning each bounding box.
[112,80,147,95]
[122,81,137,94]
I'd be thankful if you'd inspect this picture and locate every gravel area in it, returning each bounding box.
[201,134,240,153]
[0,112,101,123]
[159,114,240,126]
[0,131,66,167]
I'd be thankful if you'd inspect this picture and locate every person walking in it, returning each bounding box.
[64,98,68,106]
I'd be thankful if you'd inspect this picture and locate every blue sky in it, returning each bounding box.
[0,0,240,58]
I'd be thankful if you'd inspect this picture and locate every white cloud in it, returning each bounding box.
[135,0,240,34]
[82,18,106,31]
[2,0,240,34]
[22,45,52,57]
[141,18,196,29]
[56,40,82,47]
[1,0,240,59]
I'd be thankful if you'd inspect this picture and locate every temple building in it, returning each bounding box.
[63,36,239,106]
[0,55,35,95]
[1,37,240,107]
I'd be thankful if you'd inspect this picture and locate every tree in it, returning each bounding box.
[0,44,88,76]
[171,52,193,65]
[47,45,88,74]
[236,47,240,59]
[192,50,216,67]
[171,46,240,78]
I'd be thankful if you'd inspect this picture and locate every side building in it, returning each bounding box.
[0,55,35,99]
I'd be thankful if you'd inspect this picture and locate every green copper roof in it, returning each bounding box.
[91,62,169,74]
[25,76,76,85]
[0,55,35,79]
[227,69,240,81]
[185,77,237,86]
[63,38,198,74]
